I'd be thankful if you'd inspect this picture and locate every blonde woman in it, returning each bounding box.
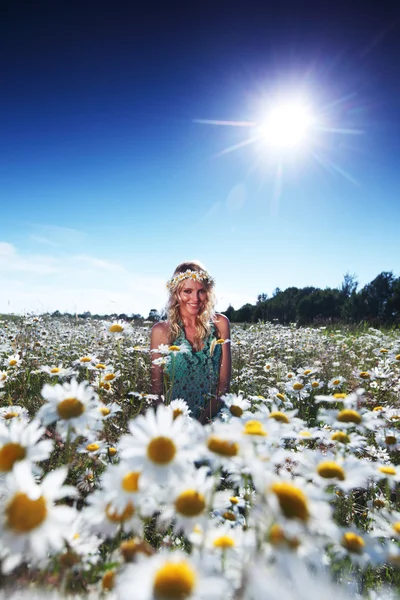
[150,261,231,424]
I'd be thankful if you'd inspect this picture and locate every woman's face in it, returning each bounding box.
[178,279,208,318]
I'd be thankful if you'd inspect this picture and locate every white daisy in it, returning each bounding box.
[116,551,227,600]
[120,405,202,485]
[0,418,53,474]
[38,379,101,437]
[0,461,76,572]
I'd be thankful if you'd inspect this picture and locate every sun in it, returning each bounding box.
[257,101,315,150]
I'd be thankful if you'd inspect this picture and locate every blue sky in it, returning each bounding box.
[1,1,400,316]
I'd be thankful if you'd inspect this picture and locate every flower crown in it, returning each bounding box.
[166,269,215,290]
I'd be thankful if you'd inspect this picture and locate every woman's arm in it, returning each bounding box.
[199,314,231,424]
[216,314,231,398]
[150,322,168,401]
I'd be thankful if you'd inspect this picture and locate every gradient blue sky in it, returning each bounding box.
[1,1,399,316]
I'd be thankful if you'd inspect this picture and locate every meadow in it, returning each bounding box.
[0,315,400,599]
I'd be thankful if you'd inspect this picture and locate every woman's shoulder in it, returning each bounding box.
[150,320,169,344]
[212,313,230,337]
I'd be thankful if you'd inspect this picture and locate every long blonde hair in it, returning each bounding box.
[167,261,216,351]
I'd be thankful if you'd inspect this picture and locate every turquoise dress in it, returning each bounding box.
[164,323,222,419]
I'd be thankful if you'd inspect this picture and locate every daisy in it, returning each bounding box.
[158,466,215,535]
[104,319,133,337]
[116,551,227,600]
[0,461,76,572]
[169,398,192,420]
[0,419,53,474]
[120,405,202,485]
[220,393,251,420]
[83,488,142,538]
[38,379,101,438]
[39,364,75,379]
[331,527,385,567]
[296,450,373,493]
[0,406,30,425]
[101,460,148,514]
[327,376,346,390]
[4,354,21,368]
[370,462,400,490]
[285,380,310,400]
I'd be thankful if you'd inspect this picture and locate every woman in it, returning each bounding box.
[150,261,231,424]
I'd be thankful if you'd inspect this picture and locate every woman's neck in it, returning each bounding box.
[180,314,197,329]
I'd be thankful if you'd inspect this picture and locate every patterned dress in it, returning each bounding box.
[164,323,222,419]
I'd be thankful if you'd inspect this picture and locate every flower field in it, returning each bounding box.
[1,316,400,599]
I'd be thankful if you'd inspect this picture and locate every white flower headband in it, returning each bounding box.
[166,269,215,290]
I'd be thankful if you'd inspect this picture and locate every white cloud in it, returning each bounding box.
[0,240,165,317]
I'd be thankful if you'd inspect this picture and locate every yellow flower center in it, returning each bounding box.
[385,435,397,445]
[230,405,243,417]
[299,430,311,437]
[271,482,309,522]
[269,411,289,424]
[269,523,286,546]
[287,373,293,379]
[0,442,26,471]
[0,373,7,381]
[57,398,85,419]
[109,447,117,456]
[230,496,239,504]
[168,345,180,352]
[122,471,141,493]
[213,535,235,549]
[265,364,271,370]
[9,359,17,366]
[337,409,362,424]
[173,408,183,420]
[147,437,176,465]
[331,431,350,444]
[175,489,206,517]
[95,363,106,369]
[101,382,111,390]
[106,501,135,523]
[317,461,346,481]
[6,492,47,533]
[243,420,267,436]
[395,354,400,361]
[154,561,196,600]
[4,412,19,420]
[303,370,312,375]
[86,443,100,452]
[50,368,61,373]
[373,406,384,411]
[293,383,304,391]
[223,511,236,521]
[207,436,239,456]
[359,371,370,379]
[333,393,347,399]
[120,538,154,561]
[216,339,225,344]
[393,522,400,535]
[379,466,396,476]
[109,324,124,333]
[311,381,320,388]
[80,356,92,363]
[100,407,110,416]
[102,570,115,591]
[276,393,285,401]
[332,380,341,386]
[104,373,116,381]
[341,532,365,554]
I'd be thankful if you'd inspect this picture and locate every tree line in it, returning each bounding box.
[222,272,400,327]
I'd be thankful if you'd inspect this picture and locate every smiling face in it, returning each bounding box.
[177,279,208,319]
